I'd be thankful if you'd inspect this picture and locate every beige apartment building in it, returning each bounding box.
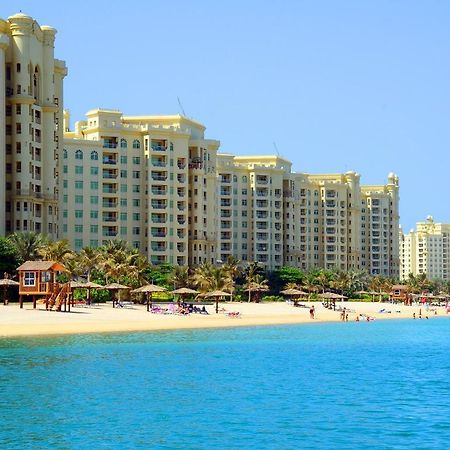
[1,13,401,275]
[0,13,67,238]
[399,216,450,281]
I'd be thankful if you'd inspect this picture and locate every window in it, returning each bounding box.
[120,156,127,164]
[75,210,83,218]
[133,213,140,221]
[75,195,83,204]
[63,210,68,218]
[63,195,68,203]
[133,227,140,235]
[90,196,99,204]
[75,181,83,189]
[132,139,140,149]
[132,171,140,179]
[132,185,140,193]
[91,151,98,160]
[63,149,68,159]
[63,180,68,188]
[63,165,68,174]
[91,167,98,175]
[16,162,21,173]
[75,166,83,174]
[75,224,83,233]
[90,240,99,247]
[120,184,127,193]
[24,272,36,286]
[74,239,83,250]
[90,211,98,219]
[75,150,83,160]
[90,225,98,233]
[120,198,127,206]
[120,138,128,149]
[120,170,127,178]
[90,181,98,190]
[120,212,127,221]
[132,199,140,207]
[133,157,140,164]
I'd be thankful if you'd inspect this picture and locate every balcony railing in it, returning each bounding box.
[151,144,166,152]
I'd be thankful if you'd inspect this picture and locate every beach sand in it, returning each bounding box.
[0,300,447,338]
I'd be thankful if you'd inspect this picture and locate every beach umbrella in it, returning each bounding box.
[171,287,199,305]
[205,290,232,314]
[80,281,105,305]
[0,278,19,305]
[132,284,167,311]
[280,288,307,296]
[103,283,131,307]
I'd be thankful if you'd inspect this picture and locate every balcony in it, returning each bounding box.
[102,201,118,209]
[220,175,231,183]
[177,215,186,225]
[177,202,186,211]
[103,170,117,179]
[256,244,268,252]
[151,256,166,265]
[177,160,186,169]
[103,158,117,165]
[256,212,268,219]
[256,200,268,208]
[102,215,117,222]
[256,223,268,230]
[151,159,166,167]
[256,233,268,241]
[102,187,117,194]
[221,221,231,229]
[256,190,268,197]
[151,172,167,182]
[221,210,231,218]
[177,243,185,252]
[177,229,185,239]
[151,214,166,224]
[189,158,202,170]
[151,200,167,209]
[151,243,167,252]
[256,176,268,184]
[177,188,185,197]
[151,187,167,196]
[220,189,231,196]
[151,228,166,238]
[220,199,231,207]
[177,174,186,183]
[221,232,231,240]
[151,140,167,152]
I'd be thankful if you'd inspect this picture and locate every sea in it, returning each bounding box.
[0,319,449,449]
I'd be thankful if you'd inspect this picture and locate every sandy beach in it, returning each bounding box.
[0,300,447,338]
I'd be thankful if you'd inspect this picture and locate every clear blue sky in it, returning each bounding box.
[4,0,450,230]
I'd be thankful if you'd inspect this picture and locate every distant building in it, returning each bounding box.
[400,216,450,281]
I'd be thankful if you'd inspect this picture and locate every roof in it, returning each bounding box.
[17,261,67,272]
[391,285,408,290]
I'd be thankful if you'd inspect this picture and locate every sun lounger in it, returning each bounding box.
[227,311,241,318]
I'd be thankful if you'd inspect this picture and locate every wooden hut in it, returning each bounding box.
[390,284,409,304]
[17,261,67,309]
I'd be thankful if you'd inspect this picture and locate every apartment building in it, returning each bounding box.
[399,216,450,281]
[0,13,67,238]
[62,109,219,266]
[215,155,290,268]
[283,171,400,276]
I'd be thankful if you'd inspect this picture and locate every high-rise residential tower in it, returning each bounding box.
[0,13,67,238]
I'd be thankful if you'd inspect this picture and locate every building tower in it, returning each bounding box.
[1,13,67,238]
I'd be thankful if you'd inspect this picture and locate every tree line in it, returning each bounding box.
[1,232,449,301]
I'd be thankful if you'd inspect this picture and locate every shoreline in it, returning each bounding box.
[0,301,447,338]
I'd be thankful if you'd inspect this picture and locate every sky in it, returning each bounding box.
[3,0,450,230]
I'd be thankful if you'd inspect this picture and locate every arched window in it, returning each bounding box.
[91,151,98,160]
[120,138,128,149]
[75,150,83,160]
[169,142,174,151]
[242,176,247,183]
[233,175,237,183]
[132,139,140,149]
[63,149,68,159]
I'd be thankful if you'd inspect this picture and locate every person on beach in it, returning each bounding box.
[356,314,360,322]
[413,313,416,319]
[309,305,315,319]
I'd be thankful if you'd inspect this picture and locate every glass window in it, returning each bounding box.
[90,225,98,233]
[90,211,98,219]
[120,156,127,164]
[90,196,98,204]
[75,166,83,174]
[91,151,98,160]
[75,195,83,204]
[90,181,98,190]
[75,150,83,160]
[75,224,83,233]
[24,272,35,286]
[133,157,140,164]
[75,181,83,189]
[91,167,98,175]
[63,149,67,159]
[75,210,83,218]
[120,138,128,149]
[132,139,140,149]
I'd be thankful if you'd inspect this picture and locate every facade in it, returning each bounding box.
[399,216,450,281]
[62,113,400,275]
[0,13,401,275]
[0,13,67,238]
[62,109,219,266]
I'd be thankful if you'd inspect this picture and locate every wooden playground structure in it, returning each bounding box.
[17,261,71,311]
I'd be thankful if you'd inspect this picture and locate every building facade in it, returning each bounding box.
[0,13,400,275]
[399,216,450,281]
[0,13,67,238]
[62,112,400,275]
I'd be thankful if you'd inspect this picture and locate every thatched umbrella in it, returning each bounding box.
[132,284,167,312]
[244,285,269,303]
[103,282,131,308]
[0,278,19,305]
[81,281,105,305]
[205,290,232,314]
[171,287,199,305]
[280,288,308,305]
[319,292,347,310]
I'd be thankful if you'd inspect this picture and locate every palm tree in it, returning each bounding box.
[78,247,103,282]
[38,239,73,263]
[8,231,47,262]
[193,262,233,293]
[170,266,191,289]
[244,274,269,303]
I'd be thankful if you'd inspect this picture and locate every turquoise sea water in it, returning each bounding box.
[1,319,449,449]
